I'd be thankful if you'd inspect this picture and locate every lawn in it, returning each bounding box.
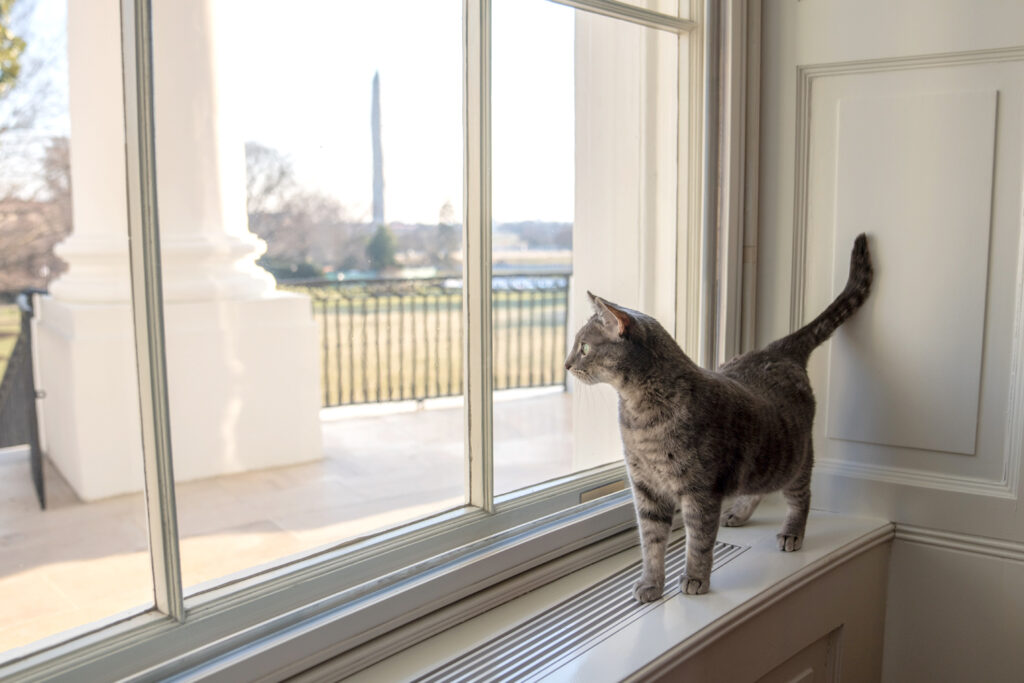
[0,304,19,388]
[310,290,569,407]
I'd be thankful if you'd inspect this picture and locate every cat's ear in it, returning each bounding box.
[587,291,632,337]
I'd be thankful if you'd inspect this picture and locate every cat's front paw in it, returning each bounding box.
[777,533,803,552]
[632,578,664,603]
[680,573,709,595]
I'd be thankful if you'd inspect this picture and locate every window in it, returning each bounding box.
[0,0,705,677]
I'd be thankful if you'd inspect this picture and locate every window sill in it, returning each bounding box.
[336,502,893,682]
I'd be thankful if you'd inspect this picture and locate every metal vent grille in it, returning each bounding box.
[416,536,747,682]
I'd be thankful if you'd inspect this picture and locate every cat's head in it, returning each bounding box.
[564,292,651,388]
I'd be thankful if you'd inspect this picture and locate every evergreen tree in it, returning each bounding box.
[366,224,397,272]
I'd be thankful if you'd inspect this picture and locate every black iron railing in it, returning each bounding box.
[282,272,571,407]
[0,291,45,508]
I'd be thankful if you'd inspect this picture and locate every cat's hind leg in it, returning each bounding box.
[777,442,813,552]
[720,494,763,527]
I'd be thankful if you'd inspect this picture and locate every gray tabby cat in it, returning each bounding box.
[564,234,872,602]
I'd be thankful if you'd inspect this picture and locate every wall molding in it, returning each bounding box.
[895,524,1024,564]
[789,44,1024,331]
[816,457,1016,500]
[792,45,1024,501]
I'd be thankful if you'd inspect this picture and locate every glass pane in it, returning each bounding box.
[492,0,680,495]
[151,1,464,591]
[0,0,154,654]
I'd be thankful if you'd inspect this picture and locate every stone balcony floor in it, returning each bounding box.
[0,388,573,655]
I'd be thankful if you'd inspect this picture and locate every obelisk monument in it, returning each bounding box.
[371,71,385,226]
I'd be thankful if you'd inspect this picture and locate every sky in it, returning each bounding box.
[14,0,576,225]
[228,0,576,225]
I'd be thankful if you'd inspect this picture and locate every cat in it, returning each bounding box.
[564,234,872,602]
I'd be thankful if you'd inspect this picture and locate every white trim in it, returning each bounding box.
[463,0,495,513]
[815,457,1017,499]
[631,522,893,681]
[791,45,1024,504]
[789,45,1024,331]
[259,530,645,682]
[341,508,893,682]
[548,0,697,34]
[715,0,759,363]
[119,0,184,621]
[697,0,720,369]
[678,0,705,352]
[894,524,1024,564]
[740,0,761,354]
[134,495,639,682]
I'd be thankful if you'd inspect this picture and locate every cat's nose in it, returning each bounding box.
[564,360,573,371]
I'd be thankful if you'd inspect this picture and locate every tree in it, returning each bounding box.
[0,135,71,290]
[0,0,25,101]
[366,224,397,272]
[245,141,296,216]
[435,200,460,269]
[0,0,72,291]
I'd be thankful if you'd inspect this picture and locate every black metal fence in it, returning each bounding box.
[283,272,571,407]
[0,291,45,508]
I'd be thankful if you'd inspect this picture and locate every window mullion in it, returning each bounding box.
[463,0,495,513]
[120,0,185,621]
[698,0,721,370]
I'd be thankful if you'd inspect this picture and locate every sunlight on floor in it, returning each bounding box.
[0,390,572,654]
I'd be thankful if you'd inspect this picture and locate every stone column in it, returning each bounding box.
[36,0,322,500]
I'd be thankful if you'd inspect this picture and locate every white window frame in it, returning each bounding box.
[0,0,750,678]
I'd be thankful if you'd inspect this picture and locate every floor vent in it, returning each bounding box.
[416,537,747,682]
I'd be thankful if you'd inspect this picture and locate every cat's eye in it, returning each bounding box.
[581,343,591,356]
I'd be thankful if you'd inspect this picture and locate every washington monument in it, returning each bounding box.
[371,71,385,226]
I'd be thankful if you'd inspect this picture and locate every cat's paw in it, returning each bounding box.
[720,510,747,527]
[632,578,664,603]
[679,574,709,595]
[777,533,803,552]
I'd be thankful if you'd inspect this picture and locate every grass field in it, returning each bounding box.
[0,304,19,388]
[312,291,568,407]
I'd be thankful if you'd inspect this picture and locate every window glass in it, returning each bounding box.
[0,0,154,653]
[492,0,680,494]
[153,0,465,592]
[0,0,694,664]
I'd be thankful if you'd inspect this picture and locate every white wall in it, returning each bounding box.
[757,1,1024,679]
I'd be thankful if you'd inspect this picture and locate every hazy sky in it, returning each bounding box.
[15,0,575,225]
[228,0,576,225]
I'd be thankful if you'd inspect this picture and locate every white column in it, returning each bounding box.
[36,0,322,500]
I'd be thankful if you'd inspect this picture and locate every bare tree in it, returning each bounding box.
[0,135,70,290]
[0,1,71,292]
[245,141,296,216]
[245,141,370,277]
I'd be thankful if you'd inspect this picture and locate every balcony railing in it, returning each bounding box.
[282,272,571,407]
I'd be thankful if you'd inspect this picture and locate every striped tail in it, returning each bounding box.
[770,233,873,365]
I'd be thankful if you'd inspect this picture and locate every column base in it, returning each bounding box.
[34,292,322,501]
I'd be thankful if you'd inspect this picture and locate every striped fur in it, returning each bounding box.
[565,234,873,602]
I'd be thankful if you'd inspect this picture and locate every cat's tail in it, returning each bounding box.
[770,233,873,365]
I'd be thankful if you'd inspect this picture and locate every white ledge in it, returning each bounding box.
[344,503,893,682]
